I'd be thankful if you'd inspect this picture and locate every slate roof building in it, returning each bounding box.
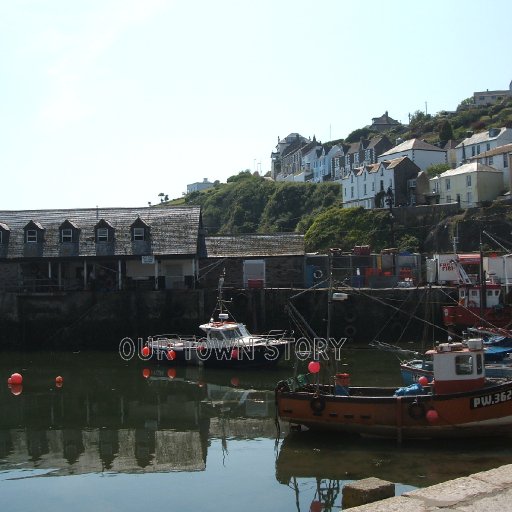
[0,206,204,292]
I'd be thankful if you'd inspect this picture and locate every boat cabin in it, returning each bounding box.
[458,283,502,308]
[427,340,485,394]
[200,321,251,346]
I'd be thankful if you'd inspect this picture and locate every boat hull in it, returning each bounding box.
[442,305,512,330]
[276,381,512,439]
[149,340,292,369]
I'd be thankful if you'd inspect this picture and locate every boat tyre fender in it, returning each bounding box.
[344,309,357,323]
[310,395,326,413]
[408,401,426,420]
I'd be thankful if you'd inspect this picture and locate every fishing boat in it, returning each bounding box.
[144,272,294,369]
[441,258,512,331]
[275,339,512,439]
[400,328,512,385]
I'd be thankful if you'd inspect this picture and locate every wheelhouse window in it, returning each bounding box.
[455,354,473,375]
[133,227,145,241]
[61,228,73,243]
[97,228,109,242]
[26,230,37,243]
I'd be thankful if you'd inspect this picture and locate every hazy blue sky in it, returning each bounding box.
[1,0,511,210]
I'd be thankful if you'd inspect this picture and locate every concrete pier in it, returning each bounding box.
[347,464,512,510]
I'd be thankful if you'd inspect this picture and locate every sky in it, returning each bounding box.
[1,0,511,211]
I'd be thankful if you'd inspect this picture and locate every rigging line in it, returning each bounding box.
[368,287,418,343]
[196,258,227,280]
[396,287,429,343]
[347,285,456,340]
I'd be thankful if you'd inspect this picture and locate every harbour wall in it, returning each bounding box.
[0,286,453,350]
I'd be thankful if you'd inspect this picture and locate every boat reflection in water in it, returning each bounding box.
[0,356,277,476]
[276,430,512,510]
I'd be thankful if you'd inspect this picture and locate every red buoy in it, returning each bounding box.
[230,376,240,387]
[141,346,150,357]
[426,409,439,424]
[55,376,63,384]
[418,376,429,386]
[10,373,23,385]
[142,368,151,379]
[10,384,23,396]
[308,361,321,374]
[167,349,176,361]
[231,348,239,360]
[167,368,177,379]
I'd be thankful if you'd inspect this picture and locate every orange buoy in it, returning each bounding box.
[142,368,151,379]
[167,349,176,361]
[56,376,63,384]
[141,346,151,357]
[167,368,177,379]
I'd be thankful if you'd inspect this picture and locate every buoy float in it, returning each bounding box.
[308,361,321,374]
[55,376,63,384]
[426,409,439,424]
[10,373,23,385]
[10,384,23,396]
[141,346,151,357]
[230,376,240,387]
[142,368,151,379]
[418,376,429,386]
[167,349,176,361]
[231,348,239,360]
[167,368,177,379]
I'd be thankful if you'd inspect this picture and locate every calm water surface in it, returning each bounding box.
[2,348,512,512]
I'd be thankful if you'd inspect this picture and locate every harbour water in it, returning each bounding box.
[2,347,512,511]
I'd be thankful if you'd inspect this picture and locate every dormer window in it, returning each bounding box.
[61,229,73,242]
[133,228,145,241]
[95,219,114,243]
[130,217,150,242]
[23,221,44,244]
[59,220,80,243]
[26,230,38,243]
[97,228,109,242]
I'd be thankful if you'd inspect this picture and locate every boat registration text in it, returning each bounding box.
[471,390,512,409]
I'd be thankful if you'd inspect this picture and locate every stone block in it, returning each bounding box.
[343,477,395,509]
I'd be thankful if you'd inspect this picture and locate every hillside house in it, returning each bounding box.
[473,82,512,106]
[469,142,512,191]
[341,156,420,209]
[455,127,512,167]
[378,138,447,171]
[429,162,503,208]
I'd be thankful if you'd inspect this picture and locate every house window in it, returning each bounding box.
[0,231,2,243]
[61,229,73,243]
[477,145,481,155]
[486,143,490,151]
[26,230,37,243]
[466,175,472,187]
[489,156,493,165]
[447,195,452,203]
[351,175,353,183]
[372,182,375,191]
[446,178,451,190]
[97,228,109,242]
[380,180,384,191]
[471,146,476,156]
[467,191,473,205]
[364,184,367,195]
[133,228,145,241]
[504,155,508,168]
[351,186,354,198]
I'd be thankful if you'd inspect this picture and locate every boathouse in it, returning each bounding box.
[0,206,205,292]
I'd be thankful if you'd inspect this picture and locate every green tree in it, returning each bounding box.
[425,163,451,177]
[439,120,454,143]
